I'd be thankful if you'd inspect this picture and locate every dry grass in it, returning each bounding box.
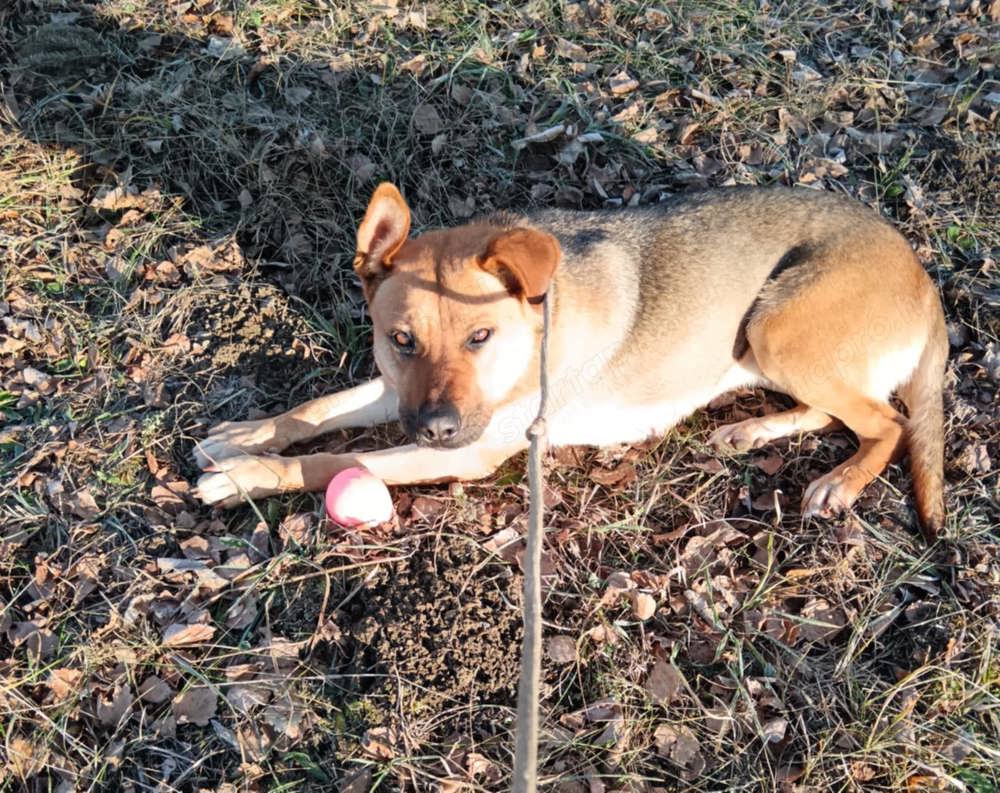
[1,1,998,791]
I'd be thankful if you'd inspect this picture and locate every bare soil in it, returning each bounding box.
[165,282,332,417]
[351,541,523,703]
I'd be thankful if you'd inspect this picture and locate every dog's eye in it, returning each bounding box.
[390,330,415,353]
[467,328,492,348]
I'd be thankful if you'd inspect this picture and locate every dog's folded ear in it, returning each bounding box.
[479,228,560,308]
[355,183,411,290]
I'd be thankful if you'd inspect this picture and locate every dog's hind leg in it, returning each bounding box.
[710,404,842,452]
[742,255,930,524]
[795,395,906,519]
[194,378,397,469]
[747,355,908,521]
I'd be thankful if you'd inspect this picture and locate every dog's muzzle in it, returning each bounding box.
[401,403,489,449]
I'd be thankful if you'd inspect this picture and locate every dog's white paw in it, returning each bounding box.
[801,468,860,520]
[709,420,770,453]
[194,418,283,469]
[194,454,295,508]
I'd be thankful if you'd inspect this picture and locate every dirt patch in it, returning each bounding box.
[345,539,523,710]
[162,281,332,419]
[182,283,317,384]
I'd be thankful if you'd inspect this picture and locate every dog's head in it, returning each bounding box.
[353,183,559,448]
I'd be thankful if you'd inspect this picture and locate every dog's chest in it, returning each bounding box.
[505,362,764,448]
[545,400,696,446]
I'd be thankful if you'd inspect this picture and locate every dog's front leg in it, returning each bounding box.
[194,378,398,468]
[194,439,526,509]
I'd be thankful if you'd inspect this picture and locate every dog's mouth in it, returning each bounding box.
[399,410,490,449]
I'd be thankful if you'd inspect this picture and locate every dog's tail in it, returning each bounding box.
[901,309,948,541]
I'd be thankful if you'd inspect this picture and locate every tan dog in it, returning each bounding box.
[194,184,947,539]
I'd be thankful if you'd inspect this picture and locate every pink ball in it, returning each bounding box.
[324,467,393,527]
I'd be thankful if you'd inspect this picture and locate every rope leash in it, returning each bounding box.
[511,285,553,793]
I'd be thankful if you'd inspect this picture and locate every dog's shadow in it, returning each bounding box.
[5,9,678,460]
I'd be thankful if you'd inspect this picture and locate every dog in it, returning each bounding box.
[194,183,947,539]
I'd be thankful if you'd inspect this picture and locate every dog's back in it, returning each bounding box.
[522,187,946,536]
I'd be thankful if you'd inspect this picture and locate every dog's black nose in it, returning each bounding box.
[416,403,462,444]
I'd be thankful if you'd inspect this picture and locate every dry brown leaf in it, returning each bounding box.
[284,86,311,106]
[778,107,807,137]
[448,195,476,219]
[158,558,228,590]
[595,708,624,749]
[263,693,316,745]
[341,767,372,793]
[154,713,177,739]
[561,698,621,731]
[408,496,448,523]
[654,723,703,772]
[249,522,271,562]
[630,591,657,620]
[483,527,522,563]
[47,668,83,701]
[179,535,213,560]
[9,621,57,661]
[8,736,49,780]
[512,124,566,149]
[138,675,174,705]
[347,153,376,182]
[586,623,619,646]
[546,635,577,664]
[162,622,215,647]
[601,571,636,607]
[399,53,427,75]
[845,127,899,153]
[762,717,788,744]
[467,752,501,783]
[691,455,725,473]
[236,724,270,760]
[226,594,259,630]
[777,765,805,783]
[226,681,273,714]
[680,535,716,576]
[608,71,639,95]
[751,489,786,512]
[151,484,186,513]
[798,599,847,643]
[278,512,314,549]
[956,443,991,475]
[645,659,684,706]
[589,461,636,486]
[68,488,99,519]
[679,122,701,145]
[752,453,784,476]
[412,103,443,134]
[96,684,135,727]
[555,37,588,61]
[21,366,53,392]
[172,686,217,726]
[266,636,305,661]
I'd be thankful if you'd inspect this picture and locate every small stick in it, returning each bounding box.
[511,286,554,793]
